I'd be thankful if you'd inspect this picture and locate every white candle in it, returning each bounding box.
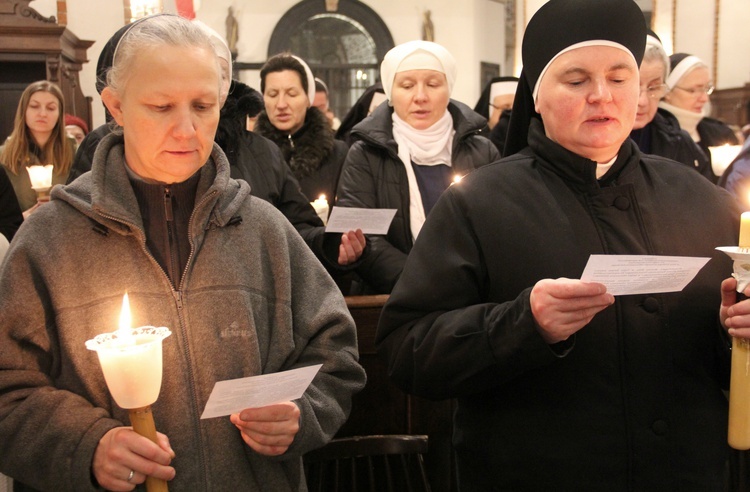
[85,294,171,409]
[26,164,53,190]
[709,144,742,177]
[311,194,329,225]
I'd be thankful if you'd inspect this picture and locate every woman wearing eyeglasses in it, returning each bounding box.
[660,52,740,166]
[629,34,713,181]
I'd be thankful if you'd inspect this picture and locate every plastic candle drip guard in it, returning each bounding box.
[86,326,172,409]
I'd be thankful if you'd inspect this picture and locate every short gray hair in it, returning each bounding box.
[107,14,219,95]
[642,39,669,82]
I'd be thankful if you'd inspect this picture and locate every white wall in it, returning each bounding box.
[25,0,750,129]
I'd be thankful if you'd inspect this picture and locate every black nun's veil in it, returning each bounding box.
[503,0,647,157]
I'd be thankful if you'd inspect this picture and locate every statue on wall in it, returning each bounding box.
[422,9,434,42]
[225,6,238,55]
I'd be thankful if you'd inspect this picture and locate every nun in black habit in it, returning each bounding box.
[377,0,743,489]
[474,76,518,154]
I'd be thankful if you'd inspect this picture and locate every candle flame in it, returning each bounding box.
[119,293,131,331]
[318,194,326,201]
[117,293,136,346]
[451,174,464,186]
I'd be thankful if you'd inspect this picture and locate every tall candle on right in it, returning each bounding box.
[728,212,750,449]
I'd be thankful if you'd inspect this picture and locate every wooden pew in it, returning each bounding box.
[339,295,457,492]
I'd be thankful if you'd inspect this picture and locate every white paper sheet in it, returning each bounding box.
[200,364,322,419]
[324,206,397,235]
[580,255,710,296]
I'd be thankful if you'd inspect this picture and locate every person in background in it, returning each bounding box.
[313,77,341,131]
[629,31,713,181]
[64,113,89,147]
[474,76,519,155]
[0,14,365,491]
[255,54,350,203]
[718,136,750,209]
[377,0,743,489]
[335,82,386,147]
[0,169,22,260]
[660,52,740,165]
[474,76,518,129]
[336,40,499,294]
[68,18,365,273]
[1,80,73,216]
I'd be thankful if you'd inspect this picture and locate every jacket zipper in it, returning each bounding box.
[96,188,218,487]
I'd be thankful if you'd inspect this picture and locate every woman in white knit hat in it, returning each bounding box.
[335,40,499,294]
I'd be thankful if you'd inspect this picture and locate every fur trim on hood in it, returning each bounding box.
[255,107,336,181]
[215,80,264,155]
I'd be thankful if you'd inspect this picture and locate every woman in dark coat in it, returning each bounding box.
[255,53,350,205]
[377,1,743,489]
[335,82,386,147]
[659,52,739,178]
[336,40,499,294]
[629,32,713,181]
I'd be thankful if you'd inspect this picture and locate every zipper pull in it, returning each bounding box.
[164,187,173,222]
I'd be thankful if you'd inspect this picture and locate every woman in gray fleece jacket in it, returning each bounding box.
[0,14,365,492]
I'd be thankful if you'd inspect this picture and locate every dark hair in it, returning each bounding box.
[260,53,308,95]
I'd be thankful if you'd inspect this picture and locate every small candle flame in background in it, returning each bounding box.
[311,194,329,226]
[26,164,53,190]
[709,144,742,177]
[451,174,463,186]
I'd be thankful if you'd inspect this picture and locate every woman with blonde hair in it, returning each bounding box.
[0,80,73,214]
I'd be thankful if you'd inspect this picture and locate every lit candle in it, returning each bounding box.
[311,194,329,225]
[26,164,53,190]
[729,215,750,450]
[450,174,464,186]
[709,144,742,177]
[85,294,171,491]
[741,212,750,250]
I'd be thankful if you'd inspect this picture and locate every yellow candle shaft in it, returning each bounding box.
[728,338,750,449]
[740,212,750,249]
[129,406,169,491]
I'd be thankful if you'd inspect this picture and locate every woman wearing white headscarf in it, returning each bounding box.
[336,40,499,294]
[659,53,739,159]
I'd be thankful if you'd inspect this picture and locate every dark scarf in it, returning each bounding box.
[255,107,335,181]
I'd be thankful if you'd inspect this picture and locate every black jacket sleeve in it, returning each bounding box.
[0,167,23,241]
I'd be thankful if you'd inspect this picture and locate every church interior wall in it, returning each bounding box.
[23,0,750,129]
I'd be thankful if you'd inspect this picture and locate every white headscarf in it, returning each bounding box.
[291,55,316,106]
[381,40,457,240]
[380,40,457,102]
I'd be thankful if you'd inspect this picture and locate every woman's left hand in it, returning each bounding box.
[230,401,300,456]
[337,229,366,265]
[721,277,750,339]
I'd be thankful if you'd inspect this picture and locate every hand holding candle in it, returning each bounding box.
[86,294,172,491]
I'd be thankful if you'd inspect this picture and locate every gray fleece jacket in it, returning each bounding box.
[0,132,366,491]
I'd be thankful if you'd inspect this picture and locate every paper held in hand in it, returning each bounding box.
[201,364,322,419]
[324,206,397,235]
[580,255,710,296]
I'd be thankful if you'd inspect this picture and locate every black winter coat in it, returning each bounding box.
[336,100,500,294]
[630,108,714,182]
[378,118,738,491]
[0,167,22,241]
